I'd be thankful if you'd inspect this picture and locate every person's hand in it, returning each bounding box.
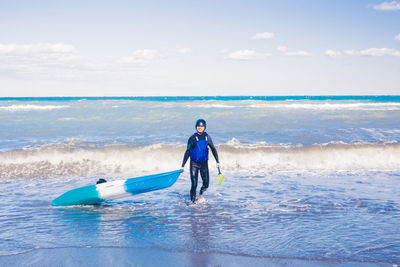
[216,163,220,168]
[180,167,185,172]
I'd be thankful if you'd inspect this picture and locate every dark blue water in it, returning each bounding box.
[1,95,400,102]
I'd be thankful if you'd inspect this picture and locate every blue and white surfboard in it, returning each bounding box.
[52,169,183,206]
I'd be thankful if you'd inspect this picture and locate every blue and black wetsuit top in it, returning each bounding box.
[181,132,219,167]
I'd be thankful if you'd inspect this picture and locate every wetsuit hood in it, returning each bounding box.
[195,119,206,129]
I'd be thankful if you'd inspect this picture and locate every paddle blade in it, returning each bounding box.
[218,174,225,185]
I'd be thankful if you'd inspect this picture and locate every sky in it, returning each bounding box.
[0,0,399,96]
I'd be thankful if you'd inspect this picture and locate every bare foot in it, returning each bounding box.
[198,194,206,203]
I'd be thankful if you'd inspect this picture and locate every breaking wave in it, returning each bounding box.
[184,101,400,110]
[1,141,400,179]
[249,102,400,110]
[0,104,70,112]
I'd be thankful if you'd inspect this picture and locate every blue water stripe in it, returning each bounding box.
[1,96,400,102]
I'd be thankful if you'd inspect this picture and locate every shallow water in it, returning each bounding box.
[1,97,400,266]
[1,170,399,265]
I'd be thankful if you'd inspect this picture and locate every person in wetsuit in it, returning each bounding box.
[181,119,220,203]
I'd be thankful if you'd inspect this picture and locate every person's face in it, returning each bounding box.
[196,125,205,134]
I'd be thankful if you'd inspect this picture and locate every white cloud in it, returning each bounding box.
[372,1,400,10]
[0,44,171,82]
[325,50,342,57]
[284,51,312,56]
[0,43,79,64]
[252,32,275,40]
[395,33,400,40]
[0,43,77,55]
[277,46,288,52]
[276,46,312,56]
[226,50,269,60]
[227,50,257,60]
[344,48,400,56]
[120,49,162,64]
[176,47,192,54]
[131,49,160,60]
[0,43,82,76]
[0,43,129,81]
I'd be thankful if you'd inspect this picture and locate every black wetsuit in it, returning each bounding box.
[181,132,219,203]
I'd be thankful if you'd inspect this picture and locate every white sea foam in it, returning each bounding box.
[180,101,400,110]
[250,102,400,110]
[0,104,70,112]
[1,142,400,179]
[185,103,238,108]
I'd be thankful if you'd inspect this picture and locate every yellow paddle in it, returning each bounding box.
[218,167,225,185]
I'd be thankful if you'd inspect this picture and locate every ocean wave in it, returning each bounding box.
[1,141,400,179]
[249,102,400,110]
[180,101,400,110]
[0,104,70,112]
[185,103,238,108]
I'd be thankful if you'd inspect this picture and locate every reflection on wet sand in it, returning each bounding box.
[188,205,212,267]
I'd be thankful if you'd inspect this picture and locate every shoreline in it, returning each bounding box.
[0,246,393,266]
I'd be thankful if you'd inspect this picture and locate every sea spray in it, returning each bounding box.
[1,141,400,179]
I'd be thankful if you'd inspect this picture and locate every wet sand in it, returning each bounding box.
[0,246,391,267]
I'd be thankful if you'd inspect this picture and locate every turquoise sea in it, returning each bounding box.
[0,96,399,266]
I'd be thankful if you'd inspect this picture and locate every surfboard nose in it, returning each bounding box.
[52,185,102,206]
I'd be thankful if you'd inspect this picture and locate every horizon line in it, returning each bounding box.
[1,95,400,102]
